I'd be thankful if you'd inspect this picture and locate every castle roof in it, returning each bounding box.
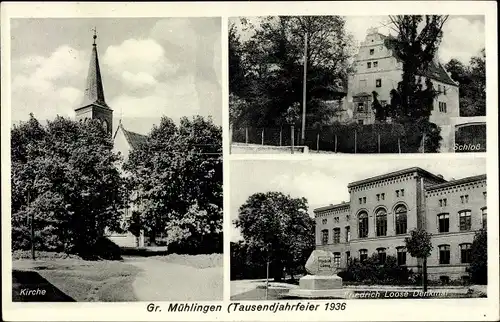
[382,35,458,87]
[77,31,110,111]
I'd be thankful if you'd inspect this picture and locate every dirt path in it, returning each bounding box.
[125,257,223,301]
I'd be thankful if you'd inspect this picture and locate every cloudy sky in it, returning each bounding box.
[230,157,486,241]
[10,18,221,134]
[231,15,485,65]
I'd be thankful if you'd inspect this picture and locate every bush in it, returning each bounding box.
[339,254,411,284]
[92,237,122,260]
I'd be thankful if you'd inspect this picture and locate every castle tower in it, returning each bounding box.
[75,28,113,135]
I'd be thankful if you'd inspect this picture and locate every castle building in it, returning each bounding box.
[75,31,147,247]
[314,167,486,282]
[345,27,460,127]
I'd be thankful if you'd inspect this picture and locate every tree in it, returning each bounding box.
[445,49,486,116]
[387,15,448,152]
[234,192,315,281]
[231,16,354,128]
[405,228,433,291]
[125,115,222,253]
[11,115,123,258]
[468,228,487,284]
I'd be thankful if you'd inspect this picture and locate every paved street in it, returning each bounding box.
[125,256,223,301]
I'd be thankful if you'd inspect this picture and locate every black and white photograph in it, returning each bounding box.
[9,17,223,302]
[230,158,487,300]
[229,15,486,154]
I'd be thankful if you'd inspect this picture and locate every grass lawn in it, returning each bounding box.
[13,255,141,302]
[231,287,288,300]
[152,253,223,269]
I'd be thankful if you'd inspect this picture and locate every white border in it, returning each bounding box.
[1,1,498,321]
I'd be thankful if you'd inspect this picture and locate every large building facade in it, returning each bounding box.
[314,167,486,281]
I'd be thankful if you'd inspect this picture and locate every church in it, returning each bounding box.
[74,31,147,247]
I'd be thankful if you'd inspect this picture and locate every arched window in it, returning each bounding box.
[437,213,450,233]
[460,243,472,263]
[359,249,368,262]
[376,208,387,236]
[321,229,329,245]
[438,245,450,264]
[459,210,471,231]
[358,211,368,238]
[377,247,386,264]
[102,119,109,133]
[395,205,407,235]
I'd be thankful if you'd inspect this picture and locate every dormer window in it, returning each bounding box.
[370,49,375,55]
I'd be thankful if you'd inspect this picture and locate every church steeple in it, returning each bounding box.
[80,28,108,109]
[75,28,113,135]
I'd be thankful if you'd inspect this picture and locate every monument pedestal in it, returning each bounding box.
[287,274,347,299]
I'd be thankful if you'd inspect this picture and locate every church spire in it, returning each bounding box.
[79,27,109,109]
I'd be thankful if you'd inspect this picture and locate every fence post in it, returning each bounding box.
[354,130,357,154]
[316,133,320,152]
[378,134,381,153]
[334,134,337,153]
[398,138,401,154]
[291,125,295,154]
[279,127,283,146]
[261,128,264,145]
[245,127,249,144]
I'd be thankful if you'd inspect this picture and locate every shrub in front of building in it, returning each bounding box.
[338,253,412,285]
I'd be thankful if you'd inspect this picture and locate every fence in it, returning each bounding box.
[231,123,418,154]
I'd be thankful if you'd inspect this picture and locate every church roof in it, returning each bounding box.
[117,123,147,150]
[78,31,110,110]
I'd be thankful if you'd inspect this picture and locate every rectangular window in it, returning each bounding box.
[376,194,380,201]
[359,198,362,204]
[346,226,351,242]
[396,190,399,197]
[459,210,472,231]
[333,253,341,267]
[438,213,450,233]
[357,102,364,112]
[363,197,366,204]
[367,62,372,68]
[321,230,329,245]
[443,102,447,112]
[373,61,378,68]
[381,193,385,200]
[439,199,442,207]
[334,217,339,223]
[397,247,407,266]
[443,198,447,206]
[360,249,368,262]
[322,218,327,225]
[333,228,341,244]
[370,49,374,55]
[439,245,450,264]
[377,248,386,264]
[376,79,381,87]
[444,86,447,95]
[401,189,404,196]
[460,196,464,203]
[465,195,469,203]
[461,195,469,204]
[482,208,487,229]
[483,191,487,200]
[460,244,472,263]
[346,251,351,264]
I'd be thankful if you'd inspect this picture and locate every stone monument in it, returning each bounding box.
[287,250,346,298]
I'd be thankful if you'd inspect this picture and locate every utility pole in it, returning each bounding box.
[301,31,308,145]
